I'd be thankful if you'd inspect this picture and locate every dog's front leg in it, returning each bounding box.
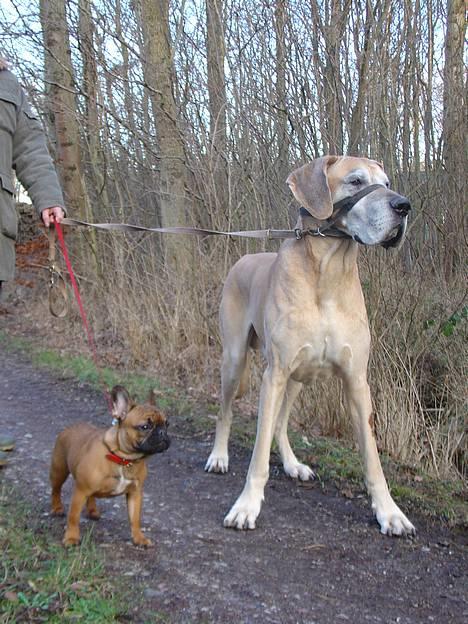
[224,366,287,530]
[126,486,152,547]
[344,377,415,536]
[63,486,87,546]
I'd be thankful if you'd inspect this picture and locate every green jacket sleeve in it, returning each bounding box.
[12,86,65,217]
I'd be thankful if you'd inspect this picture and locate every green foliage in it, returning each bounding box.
[0,486,126,623]
[424,305,468,337]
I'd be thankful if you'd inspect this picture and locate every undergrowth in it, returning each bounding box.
[0,485,126,623]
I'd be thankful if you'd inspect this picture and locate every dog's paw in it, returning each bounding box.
[374,502,416,537]
[51,507,65,517]
[87,509,101,521]
[224,492,262,530]
[283,461,315,481]
[132,534,153,548]
[205,452,229,474]
[63,535,80,547]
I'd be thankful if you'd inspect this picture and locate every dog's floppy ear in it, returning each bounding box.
[111,385,130,421]
[286,156,339,219]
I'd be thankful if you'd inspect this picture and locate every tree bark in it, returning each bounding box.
[140,0,191,269]
[275,0,289,184]
[441,0,466,280]
[39,0,87,219]
[206,0,228,213]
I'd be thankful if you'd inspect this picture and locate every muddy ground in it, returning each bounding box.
[0,347,467,623]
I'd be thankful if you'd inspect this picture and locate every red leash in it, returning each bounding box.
[54,220,113,414]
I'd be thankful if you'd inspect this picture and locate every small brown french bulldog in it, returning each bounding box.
[50,386,170,547]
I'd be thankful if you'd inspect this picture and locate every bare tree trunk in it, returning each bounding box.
[348,0,374,155]
[441,0,466,281]
[140,0,191,269]
[115,0,144,168]
[275,0,289,184]
[78,0,109,220]
[423,0,435,174]
[206,0,228,215]
[322,0,349,154]
[39,0,87,219]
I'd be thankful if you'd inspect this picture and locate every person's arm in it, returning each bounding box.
[12,85,66,226]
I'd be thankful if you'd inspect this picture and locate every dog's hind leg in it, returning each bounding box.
[206,279,254,474]
[274,379,315,481]
[50,443,69,516]
[86,496,101,520]
[205,338,250,473]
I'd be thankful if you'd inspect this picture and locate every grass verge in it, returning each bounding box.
[291,433,468,528]
[0,330,188,414]
[0,484,126,623]
[0,329,466,529]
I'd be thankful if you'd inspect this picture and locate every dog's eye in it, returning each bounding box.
[138,423,152,431]
[350,178,362,186]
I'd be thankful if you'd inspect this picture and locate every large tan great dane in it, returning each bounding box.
[206,155,416,536]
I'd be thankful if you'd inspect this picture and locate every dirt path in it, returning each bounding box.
[0,349,466,624]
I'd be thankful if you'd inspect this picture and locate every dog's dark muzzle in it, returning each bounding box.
[381,192,411,249]
[390,195,411,217]
[137,425,170,455]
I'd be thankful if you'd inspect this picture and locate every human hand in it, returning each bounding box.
[41,206,65,228]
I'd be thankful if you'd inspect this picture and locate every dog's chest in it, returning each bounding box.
[97,468,136,497]
[290,336,354,383]
[111,469,134,495]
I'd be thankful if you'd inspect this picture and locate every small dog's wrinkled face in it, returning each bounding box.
[127,405,170,455]
[111,386,170,456]
[328,157,411,247]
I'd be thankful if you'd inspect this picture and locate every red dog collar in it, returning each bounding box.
[105,451,133,467]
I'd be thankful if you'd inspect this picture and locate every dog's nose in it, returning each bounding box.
[390,196,411,216]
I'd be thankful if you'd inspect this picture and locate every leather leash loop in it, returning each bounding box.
[48,226,68,318]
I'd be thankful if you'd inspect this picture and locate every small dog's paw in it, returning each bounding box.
[87,509,101,521]
[374,502,416,537]
[205,453,229,474]
[51,507,65,517]
[133,534,153,548]
[283,461,315,481]
[63,535,80,547]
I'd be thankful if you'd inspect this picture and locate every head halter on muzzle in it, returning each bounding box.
[298,184,405,248]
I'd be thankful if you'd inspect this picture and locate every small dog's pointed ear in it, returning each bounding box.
[287,156,339,220]
[111,385,130,421]
[147,388,163,406]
